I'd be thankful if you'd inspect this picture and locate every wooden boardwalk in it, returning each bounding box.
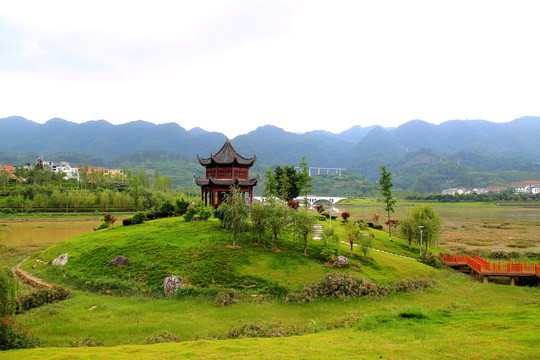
[442,254,540,286]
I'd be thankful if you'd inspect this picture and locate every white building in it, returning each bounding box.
[44,161,80,181]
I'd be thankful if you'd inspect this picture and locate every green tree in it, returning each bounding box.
[344,221,360,256]
[399,214,416,250]
[320,227,340,261]
[263,170,278,200]
[274,165,301,202]
[297,156,313,206]
[266,200,289,251]
[378,165,396,241]
[359,232,373,257]
[293,209,315,255]
[250,201,267,244]
[223,187,249,248]
[410,205,442,254]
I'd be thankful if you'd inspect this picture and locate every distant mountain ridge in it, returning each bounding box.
[0,116,538,167]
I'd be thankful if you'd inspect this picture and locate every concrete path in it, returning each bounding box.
[312,224,419,262]
[12,257,52,288]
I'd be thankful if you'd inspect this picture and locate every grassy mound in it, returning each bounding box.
[22,217,436,296]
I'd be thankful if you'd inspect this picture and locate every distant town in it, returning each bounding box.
[442,181,539,196]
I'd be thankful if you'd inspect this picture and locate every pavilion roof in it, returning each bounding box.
[197,140,256,167]
[194,175,259,187]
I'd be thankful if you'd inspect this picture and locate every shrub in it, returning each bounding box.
[131,211,147,225]
[143,330,180,344]
[421,253,446,268]
[175,198,190,216]
[25,208,34,214]
[315,204,324,214]
[16,286,70,313]
[199,206,213,221]
[1,208,16,215]
[183,206,197,222]
[96,222,108,230]
[214,288,238,306]
[145,211,158,221]
[69,337,104,347]
[122,218,132,226]
[0,315,41,350]
[392,278,437,292]
[321,212,330,218]
[317,215,326,221]
[225,322,301,339]
[286,273,390,302]
[341,211,350,220]
[159,201,175,217]
[287,201,299,209]
[102,214,116,227]
[0,268,17,316]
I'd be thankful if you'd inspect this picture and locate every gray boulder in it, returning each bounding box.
[108,256,130,267]
[51,253,68,266]
[163,276,185,297]
[333,255,350,267]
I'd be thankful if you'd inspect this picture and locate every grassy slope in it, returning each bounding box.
[22,217,435,294]
[6,272,540,359]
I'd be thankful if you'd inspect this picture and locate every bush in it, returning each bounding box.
[392,279,437,292]
[225,322,301,339]
[175,198,190,216]
[0,268,17,316]
[25,208,34,214]
[143,330,180,344]
[96,222,108,230]
[131,211,147,225]
[321,212,330,219]
[16,286,70,313]
[183,206,197,222]
[286,273,390,302]
[214,288,239,306]
[422,253,446,269]
[122,218,132,226]
[199,206,213,221]
[341,211,350,220]
[1,208,16,215]
[317,215,326,221]
[287,201,299,209]
[159,201,175,217]
[0,315,41,350]
[145,211,158,221]
[69,337,104,347]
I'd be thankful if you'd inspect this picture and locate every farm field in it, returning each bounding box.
[1,202,539,359]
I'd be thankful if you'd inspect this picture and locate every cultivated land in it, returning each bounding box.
[1,202,539,359]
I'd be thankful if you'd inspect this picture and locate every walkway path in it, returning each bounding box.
[11,257,52,289]
[312,224,419,262]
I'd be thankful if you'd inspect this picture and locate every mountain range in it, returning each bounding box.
[1,115,539,192]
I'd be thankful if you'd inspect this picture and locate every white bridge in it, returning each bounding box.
[254,196,347,204]
[294,167,346,176]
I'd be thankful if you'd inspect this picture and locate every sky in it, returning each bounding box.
[1,0,540,138]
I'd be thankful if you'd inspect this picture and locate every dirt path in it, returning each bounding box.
[12,257,52,288]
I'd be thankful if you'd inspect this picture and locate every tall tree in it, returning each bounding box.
[274,165,301,202]
[293,209,314,255]
[223,187,249,248]
[378,165,396,241]
[250,201,267,245]
[263,170,278,200]
[297,156,313,206]
[344,220,360,256]
[410,204,442,254]
[266,200,289,251]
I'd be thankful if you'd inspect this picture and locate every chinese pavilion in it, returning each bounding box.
[194,140,259,208]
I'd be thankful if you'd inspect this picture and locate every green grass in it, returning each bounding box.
[22,217,435,295]
[6,272,540,359]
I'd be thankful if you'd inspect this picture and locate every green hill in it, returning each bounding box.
[23,217,435,296]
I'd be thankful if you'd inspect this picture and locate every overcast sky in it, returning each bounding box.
[1,1,540,138]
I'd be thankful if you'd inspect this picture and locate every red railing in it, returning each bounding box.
[442,254,540,277]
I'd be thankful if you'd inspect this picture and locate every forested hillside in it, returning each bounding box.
[1,116,538,194]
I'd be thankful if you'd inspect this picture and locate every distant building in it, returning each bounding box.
[442,187,470,195]
[44,161,80,181]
